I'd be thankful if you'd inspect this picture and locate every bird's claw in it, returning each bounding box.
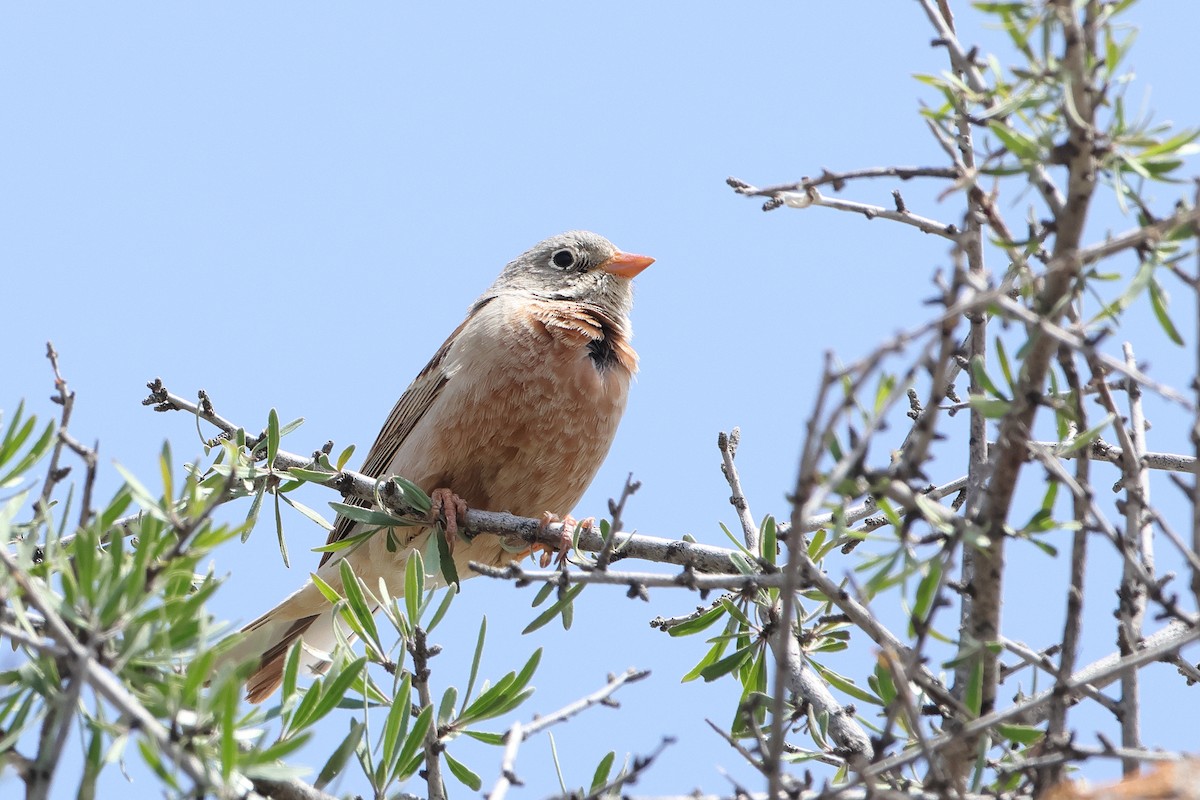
[430,488,469,552]
[536,513,592,567]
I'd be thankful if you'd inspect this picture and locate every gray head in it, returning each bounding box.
[487,231,653,316]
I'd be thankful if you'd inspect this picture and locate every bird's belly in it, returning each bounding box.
[390,341,631,518]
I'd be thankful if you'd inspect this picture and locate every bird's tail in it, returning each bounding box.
[222,583,346,704]
[225,527,507,702]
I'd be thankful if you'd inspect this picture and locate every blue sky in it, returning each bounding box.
[3,3,1199,798]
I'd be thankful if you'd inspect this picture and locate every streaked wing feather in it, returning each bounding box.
[319,298,493,563]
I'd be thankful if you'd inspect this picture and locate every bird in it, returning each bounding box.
[230,230,653,703]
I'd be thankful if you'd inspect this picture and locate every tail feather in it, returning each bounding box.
[244,614,320,703]
[224,594,344,703]
[229,530,502,702]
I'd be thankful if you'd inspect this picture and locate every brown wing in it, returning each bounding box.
[319,297,494,565]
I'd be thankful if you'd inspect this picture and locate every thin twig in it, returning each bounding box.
[523,669,648,740]
[858,620,1200,781]
[1018,440,1197,473]
[729,181,962,239]
[718,428,759,552]
[409,626,445,800]
[727,165,961,198]
[1117,343,1152,773]
[487,670,651,800]
[472,562,787,592]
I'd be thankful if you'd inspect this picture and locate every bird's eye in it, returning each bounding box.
[551,249,576,269]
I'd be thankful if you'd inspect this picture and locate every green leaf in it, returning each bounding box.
[590,751,616,792]
[0,403,35,468]
[300,657,369,733]
[728,551,757,575]
[988,121,1040,160]
[682,629,730,682]
[444,750,482,791]
[281,638,302,704]
[720,597,755,629]
[666,604,726,638]
[994,337,1015,392]
[548,733,567,794]
[732,655,768,737]
[967,396,1012,419]
[1028,537,1060,557]
[1059,413,1116,456]
[158,441,174,508]
[112,463,169,522]
[137,738,181,790]
[760,515,778,566]
[1136,127,1200,160]
[522,584,584,634]
[873,373,896,415]
[286,686,326,740]
[274,491,290,568]
[970,356,1007,400]
[284,467,335,484]
[338,560,381,654]
[436,527,459,589]
[530,581,555,608]
[463,730,505,746]
[810,660,879,706]
[426,585,456,632]
[217,678,239,779]
[1093,259,1152,324]
[1149,277,1185,345]
[391,475,432,515]
[266,408,281,468]
[437,686,458,726]
[280,493,334,531]
[912,559,942,632]
[315,719,365,790]
[328,501,416,528]
[458,649,542,724]
[964,659,984,717]
[699,643,754,682]
[870,661,897,707]
[243,484,266,542]
[997,723,1045,745]
[405,550,425,625]
[392,705,433,781]
[511,647,542,692]
[0,415,54,488]
[311,528,375,554]
[381,675,413,775]
[461,616,487,713]
[79,722,103,800]
[310,571,344,605]
[336,444,356,471]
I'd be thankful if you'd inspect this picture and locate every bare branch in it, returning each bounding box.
[718,428,759,552]
[859,621,1200,781]
[527,668,648,741]
[727,181,961,239]
[410,626,446,800]
[487,670,653,800]
[472,562,782,592]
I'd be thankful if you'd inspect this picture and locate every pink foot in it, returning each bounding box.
[536,513,593,567]
[430,488,469,552]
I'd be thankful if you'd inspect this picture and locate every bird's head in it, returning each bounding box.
[490,230,654,316]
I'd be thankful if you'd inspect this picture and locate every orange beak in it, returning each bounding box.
[599,251,655,279]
